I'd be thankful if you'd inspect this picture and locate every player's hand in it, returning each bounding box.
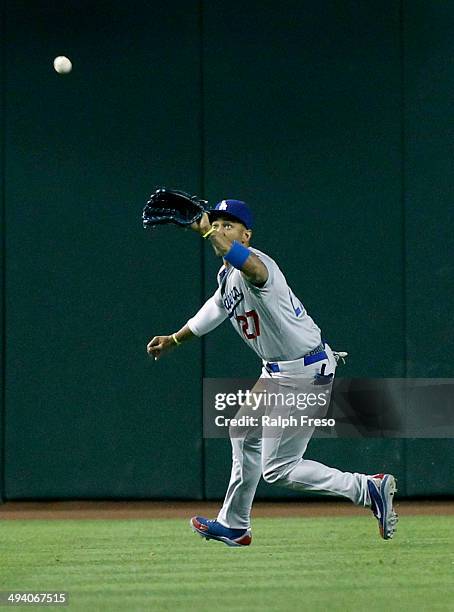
[147,335,175,360]
[190,212,211,236]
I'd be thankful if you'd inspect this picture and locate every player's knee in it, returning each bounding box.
[262,463,287,484]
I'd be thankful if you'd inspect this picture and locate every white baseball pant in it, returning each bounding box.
[217,343,370,529]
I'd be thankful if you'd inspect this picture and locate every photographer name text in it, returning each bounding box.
[215,415,335,429]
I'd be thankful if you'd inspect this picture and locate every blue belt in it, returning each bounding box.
[265,343,327,373]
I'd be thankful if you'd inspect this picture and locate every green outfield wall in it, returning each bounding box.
[1,1,453,502]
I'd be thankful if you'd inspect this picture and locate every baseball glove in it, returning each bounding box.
[142,187,208,228]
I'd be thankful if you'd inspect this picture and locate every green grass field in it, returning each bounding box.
[1,516,454,611]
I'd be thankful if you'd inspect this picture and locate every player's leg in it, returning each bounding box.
[260,345,397,538]
[261,345,367,502]
[263,441,397,539]
[216,429,262,530]
[263,446,370,506]
[190,379,264,546]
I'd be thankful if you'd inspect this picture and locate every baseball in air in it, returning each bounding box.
[53,56,72,74]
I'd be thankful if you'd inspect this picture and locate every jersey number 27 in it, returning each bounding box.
[236,310,261,340]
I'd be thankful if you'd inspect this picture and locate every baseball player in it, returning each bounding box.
[147,199,398,546]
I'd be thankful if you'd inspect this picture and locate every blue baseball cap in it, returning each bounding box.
[209,199,254,229]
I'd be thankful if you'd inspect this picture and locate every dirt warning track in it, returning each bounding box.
[0,499,452,520]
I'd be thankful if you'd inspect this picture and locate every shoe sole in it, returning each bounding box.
[379,475,398,540]
[189,518,251,547]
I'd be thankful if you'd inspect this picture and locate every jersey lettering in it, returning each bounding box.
[236,310,261,340]
[288,289,303,317]
[223,286,244,315]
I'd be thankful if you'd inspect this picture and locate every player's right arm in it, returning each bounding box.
[147,291,227,360]
[147,325,194,360]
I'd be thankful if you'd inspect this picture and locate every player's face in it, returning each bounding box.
[211,217,251,256]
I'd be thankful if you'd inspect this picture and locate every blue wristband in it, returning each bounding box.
[224,241,251,269]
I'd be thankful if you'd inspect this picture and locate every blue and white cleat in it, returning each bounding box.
[367,473,398,540]
[190,516,252,547]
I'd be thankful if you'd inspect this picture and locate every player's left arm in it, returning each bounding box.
[191,214,268,286]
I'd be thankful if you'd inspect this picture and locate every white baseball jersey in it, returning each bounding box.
[213,248,322,362]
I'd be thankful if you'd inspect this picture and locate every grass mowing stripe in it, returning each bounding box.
[1,517,453,611]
